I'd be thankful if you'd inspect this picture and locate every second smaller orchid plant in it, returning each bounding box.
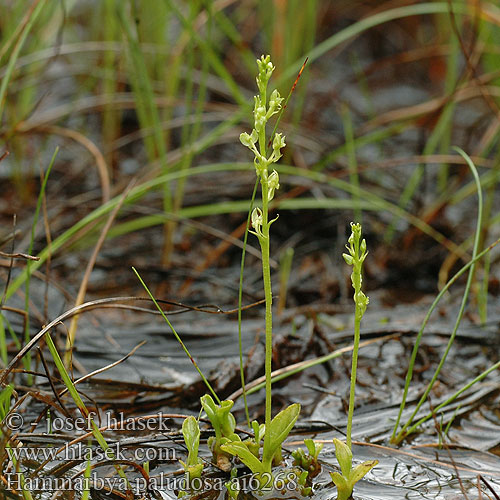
[330,223,377,500]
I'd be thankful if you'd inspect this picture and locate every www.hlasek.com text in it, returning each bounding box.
[7,442,176,463]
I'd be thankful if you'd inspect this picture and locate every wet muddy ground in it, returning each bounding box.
[3,264,500,499]
[2,3,500,499]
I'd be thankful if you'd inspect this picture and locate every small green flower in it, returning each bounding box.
[267,89,283,119]
[240,129,258,150]
[250,207,264,239]
[267,170,280,201]
[254,96,267,132]
[270,133,286,163]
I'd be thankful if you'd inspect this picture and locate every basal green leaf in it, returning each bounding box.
[329,472,351,500]
[333,438,352,478]
[348,459,378,484]
[263,403,300,464]
[182,416,200,462]
[200,394,219,425]
[221,441,265,474]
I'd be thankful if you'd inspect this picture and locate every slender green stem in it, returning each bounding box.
[261,188,273,455]
[259,144,273,457]
[346,302,361,449]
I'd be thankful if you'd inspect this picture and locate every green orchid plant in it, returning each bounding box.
[243,420,265,458]
[330,223,377,499]
[331,438,377,500]
[296,469,313,497]
[218,55,300,486]
[225,468,240,500]
[200,394,240,471]
[292,438,323,477]
[179,416,204,483]
[221,403,300,485]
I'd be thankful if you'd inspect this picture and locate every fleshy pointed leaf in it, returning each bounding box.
[263,403,300,464]
[222,410,237,437]
[221,441,265,474]
[304,438,315,456]
[333,438,352,478]
[182,416,200,463]
[329,472,352,500]
[200,394,219,424]
[348,459,378,484]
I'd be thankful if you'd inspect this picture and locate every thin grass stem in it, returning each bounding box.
[238,179,259,427]
[23,147,58,381]
[0,0,48,123]
[44,333,130,485]
[393,147,483,443]
[132,267,220,404]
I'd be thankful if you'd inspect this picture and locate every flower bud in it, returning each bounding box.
[256,55,275,94]
[360,238,367,255]
[267,89,284,118]
[343,253,353,266]
[240,132,252,148]
[254,96,267,132]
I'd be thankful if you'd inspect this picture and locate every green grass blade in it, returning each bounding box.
[276,2,469,87]
[389,235,500,442]
[44,333,130,484]
[237,179,259,427]
[163,0,246,106]
[23,147,58,380]
[393,147,483,443]
[341,103,361,222]
[5,162,464,301]
[132,267,220,404]
[0,0,48,123]
[405,358,500,436]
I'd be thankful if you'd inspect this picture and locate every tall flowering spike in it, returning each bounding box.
[343,222,369,312]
